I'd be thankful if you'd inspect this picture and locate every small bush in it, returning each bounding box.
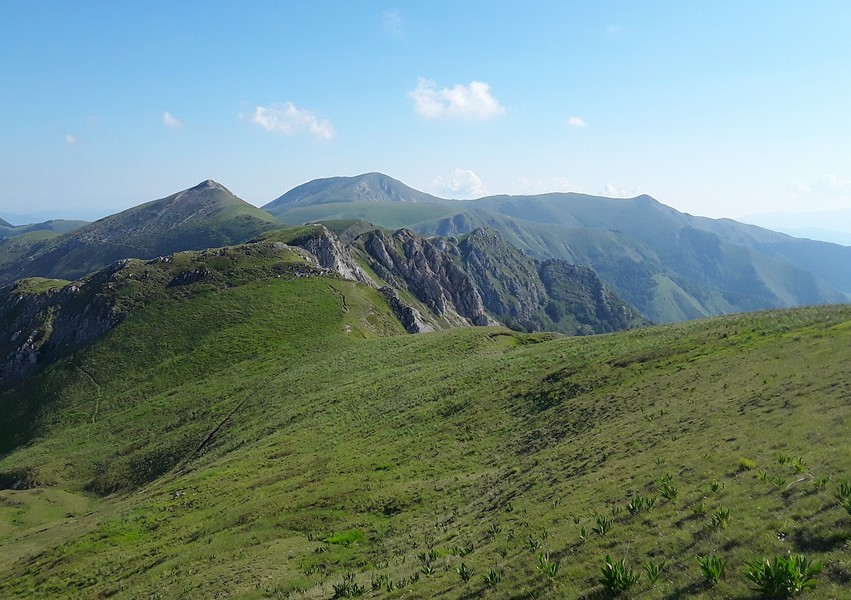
[643,559,666,585]
[836,479,851,502]
[738,458,758,472]
[456,562,473,583]
[537,552,559,580]
[600,555,640,592]
[594,515,613,536]
[482,567,503,587]
[331,573,365,598]
[743,555,822,597]
[713,506,731,529]
[697,555,727,585]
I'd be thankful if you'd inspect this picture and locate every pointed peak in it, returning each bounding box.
[191,179,228,192]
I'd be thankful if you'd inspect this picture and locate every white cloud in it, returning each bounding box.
[382,9,404,37]
[603,183,642,198]
[246,102,335,140]
[433,169,487,198]
[64,134,77,144]
[516,177,581,194]
[163,111,184,129]
[409,78,506,120]
[606,25,622,35]
[791,174,851,196]
[567,116,588,128]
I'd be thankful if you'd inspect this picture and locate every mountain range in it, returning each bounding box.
[2,174,851,598]
[265,173,851,323]
[3,173,849,327]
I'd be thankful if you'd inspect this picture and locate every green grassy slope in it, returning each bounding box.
[0,287,850,598]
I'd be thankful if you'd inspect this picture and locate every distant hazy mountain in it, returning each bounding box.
[0,218,88,239]
[265,174,851,322]
[740,209,851,246]
[264,172,445,212]
[0,180,278,285]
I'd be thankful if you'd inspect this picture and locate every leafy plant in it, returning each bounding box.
[600,555,640,592]
[709,480,721,493]
[791,457,807,473]
[537,552,560,580]
[488,522,502,538]
[713,506,731,529]
[659,480,678,501]
[691,501,707,516]
[739,457,758,471]
[594,514,613,536]
[643,559,666,585]
[743,555,822,597]
[776,452,792,466]
[697,555,727,585]
[836,479,851,502]
[456,562,473,583]
[482,567,503,587]
[527,534,541,552]
[814,475,830,491]
[331,572,365,598]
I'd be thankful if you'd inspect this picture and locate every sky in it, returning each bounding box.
[2,1,851,235]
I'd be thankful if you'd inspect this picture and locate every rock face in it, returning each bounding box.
[456,228,646,334]
[378,287,434,333]
[284,226,373,285]
[0,262,136,386]
[360,229,497,327]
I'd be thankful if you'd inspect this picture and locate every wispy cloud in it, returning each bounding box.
[433,169,487,198]
[516,177,580,194]
[409,78,506,120]
[64,134,77,145]
[245,102,335,140]
[603,183,642,198]
[382,9,404,38]
[567,116,588,128]
[163,111,184,129]
[792,174,851,196]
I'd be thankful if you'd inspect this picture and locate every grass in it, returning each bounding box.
[0,267,850,598]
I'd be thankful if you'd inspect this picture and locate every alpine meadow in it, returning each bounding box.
[4,3,851,599]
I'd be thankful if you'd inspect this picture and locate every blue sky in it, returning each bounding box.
[2,1,851,233]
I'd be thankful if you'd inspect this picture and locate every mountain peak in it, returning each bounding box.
[264,172,444,213]
[190,179,228,192]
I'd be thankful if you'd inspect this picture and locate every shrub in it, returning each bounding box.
[691,501,707,516]
[537,552,559,579]
[643,559,666,585]
[738,458,758,472]
[744,555,822,597]
[713,506,731,529]
[697,555,727,584]
[594,515,613,536]
[456,562,473,583]
[331,572,365,598]
[482,567,503,587]
[836,479,851,502]
[600,555,640,592]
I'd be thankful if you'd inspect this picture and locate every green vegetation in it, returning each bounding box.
[0,261,850,598]
[744,555,823,597]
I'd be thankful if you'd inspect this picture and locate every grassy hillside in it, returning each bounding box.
[1,279,850,598]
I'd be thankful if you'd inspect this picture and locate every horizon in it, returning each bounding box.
[3,2,851,237]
